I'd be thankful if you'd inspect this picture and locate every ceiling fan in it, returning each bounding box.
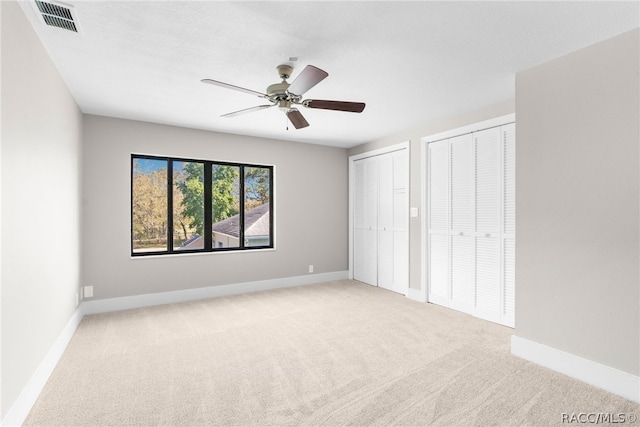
[201,64,365,129]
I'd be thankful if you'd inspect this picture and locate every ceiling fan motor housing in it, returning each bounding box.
[267,81,290,99]
[277,100,292,112]
[268,64,298,109]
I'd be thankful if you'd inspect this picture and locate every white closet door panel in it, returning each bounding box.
[503,237,515,318]
[475,237,500,313]
[450,134,474,232]
[475,127,501,232]
[428,233,449,301]
[361,229,378,286]
[378,228,393,289]
[354,156,378,286]
[354,227,377,286]
[393,150,408,190]
[503,123,516,236]
[428,141,449,232]
[450,235,475,307]
[354,160,365,228]
[392,188,408,293]
[378,154,393,229]
[353,159,370,284]
[364,157,379,229]
[389,150,408,294]
[393,189,408,230]
[353,228,366,281]
[393,230,408,294]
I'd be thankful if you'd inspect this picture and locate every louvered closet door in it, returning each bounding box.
[354,160,366,282]
[502,123,516,327]
[474,127,501,323]
[391,150,409,294]
[450,134,475,312]
[353,157,378,286]
[427,140,450,305]
[353,148,409,293]
[426,120,515,327]
[377,154,394,290]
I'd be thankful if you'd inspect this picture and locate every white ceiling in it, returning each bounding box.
[19,1,640,148]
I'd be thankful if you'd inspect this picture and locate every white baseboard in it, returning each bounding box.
[406,287,424,302]
[511,335,640,403]
[82,270,349,315]
[1,307,84,427]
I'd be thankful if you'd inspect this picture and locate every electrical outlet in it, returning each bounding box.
[308,265,314,273]
[84,285,94,298]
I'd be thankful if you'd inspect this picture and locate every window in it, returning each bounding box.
[131,155,273,256]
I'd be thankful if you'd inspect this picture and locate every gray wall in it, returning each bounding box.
[1,1,83,419]
[515,29,639,375]
[348,100,515,291]
[82,116,348,299]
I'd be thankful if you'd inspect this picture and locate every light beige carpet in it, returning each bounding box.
[25,280,638,426]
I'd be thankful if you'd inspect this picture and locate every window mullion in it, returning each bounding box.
[204,162,213,251]
[167,160,174,253]
[239,166,245,248]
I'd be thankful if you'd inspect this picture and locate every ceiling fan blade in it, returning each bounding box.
[287,65,328,96]
[286,109,310,129]
[201,79,267,98]
[305,99,366,113]
[221,104,275,118]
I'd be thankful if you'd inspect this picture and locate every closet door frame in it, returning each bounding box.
[421,114,515,324]
[349,141,410,294]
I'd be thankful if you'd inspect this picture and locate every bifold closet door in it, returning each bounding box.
[379,151,408,294]
[353,156,378,286]
[427,140,450,305]
[391,150,409,294]
[474,127,501,321]
[426,123,515,327]
[378,154,394,289]
[449,133,475,313]
[353,149,408,294]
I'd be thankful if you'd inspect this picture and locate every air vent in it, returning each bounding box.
[34,0,78,33]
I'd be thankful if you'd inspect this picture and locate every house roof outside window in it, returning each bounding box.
[178,203,269,250]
